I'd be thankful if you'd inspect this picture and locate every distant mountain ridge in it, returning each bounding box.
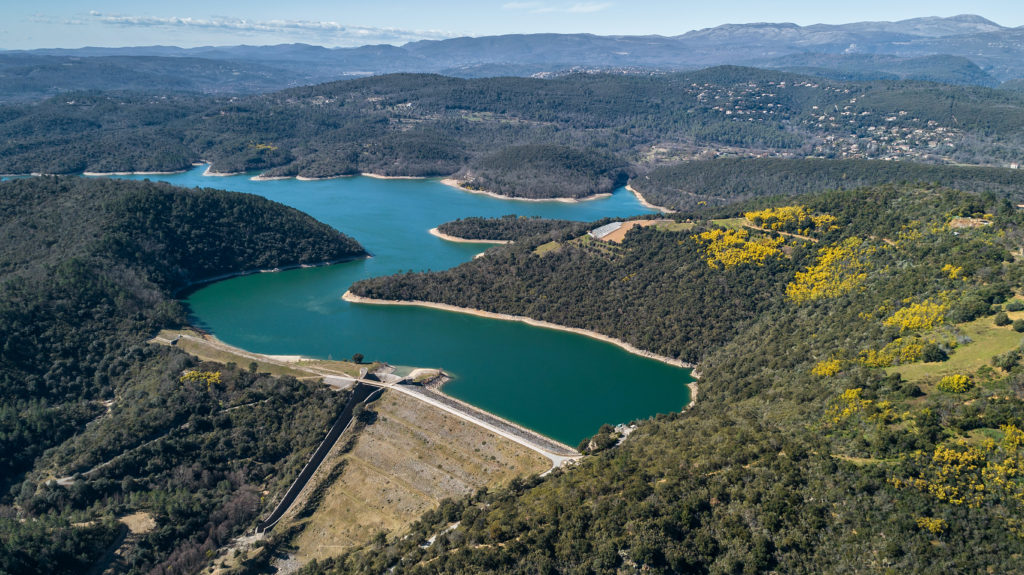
[1,15,1022,101]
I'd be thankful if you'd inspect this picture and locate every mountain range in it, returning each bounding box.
[1,14,1022,101]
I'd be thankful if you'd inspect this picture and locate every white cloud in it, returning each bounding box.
[502,2,612,14]
[83,12,457,45]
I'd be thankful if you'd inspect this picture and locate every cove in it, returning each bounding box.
[116,167,694,445]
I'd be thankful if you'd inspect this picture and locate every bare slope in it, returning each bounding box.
[283,390,549,562]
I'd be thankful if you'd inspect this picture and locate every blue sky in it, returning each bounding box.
[3,1,1021,49]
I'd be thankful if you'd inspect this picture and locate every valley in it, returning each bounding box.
[3,10,1024,575]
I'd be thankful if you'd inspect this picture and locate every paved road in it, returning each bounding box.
[153,333,582,467]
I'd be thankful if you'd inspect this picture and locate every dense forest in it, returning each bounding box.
[455,145,629,200]
[2,68,1024,197]
[634,157,1024,210]
[335,184,1024,572]
[356,221,788,363]
[0,177,365,575]
[437,215,581,242]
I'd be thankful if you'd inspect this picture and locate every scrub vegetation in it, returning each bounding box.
[0,176,365,575]
[340,183,1024,573]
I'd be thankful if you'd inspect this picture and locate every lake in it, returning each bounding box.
[117,167,694,445]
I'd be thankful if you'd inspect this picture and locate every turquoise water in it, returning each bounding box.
[118,167,693,445]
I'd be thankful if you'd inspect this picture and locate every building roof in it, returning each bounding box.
[589,222,623,239]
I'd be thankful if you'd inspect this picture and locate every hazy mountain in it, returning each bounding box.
[763,53,999,87]
[0,54,322,102]
[1,15,1021,101]
[830,14,1004,37]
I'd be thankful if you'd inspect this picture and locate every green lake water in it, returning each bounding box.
[117,167,693,445]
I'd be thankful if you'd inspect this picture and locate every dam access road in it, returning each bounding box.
[150,330,581,468]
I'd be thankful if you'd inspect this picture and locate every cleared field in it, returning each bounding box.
[533,240,562,256]
[655,221,695,233]
[888,315,1024,383]
[598,219,672,243]
[287,390,549,562]
[709,217,747,230]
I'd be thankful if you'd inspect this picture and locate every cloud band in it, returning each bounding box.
[83,11,456,45]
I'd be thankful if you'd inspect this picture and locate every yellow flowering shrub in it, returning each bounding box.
[859,337,926,367]
[883,299,949,333]
[826,388,872,424]
[984,424,1024,508]
[811,358,843,377]
[870,400,896,424]
[786,238,872,302]
[1004,423,1024,453]
[904,442,987,507]
[811,213,839,232]
[916,517,947,534]
[825,387,899,426]
[893,427,1024,512]
[896,226,924,246]
[693,229,784,269]
[179,370,222,390]
[744,205,839,235]
[941,263,963,280]
[937,374,972,393]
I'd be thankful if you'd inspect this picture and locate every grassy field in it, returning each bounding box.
[534,240,562,256]
[655,221,695,233]
[710,217,747,231]
[285,390,549,562]
[888,315,1024,383]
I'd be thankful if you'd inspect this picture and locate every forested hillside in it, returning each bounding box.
[0,177,365,575]
[355,220,789,363]
[437,215,581,242]
[455,145,628,200]
[633,157,1024,210]
[3,69,1024,198]
[335,185,1024,572]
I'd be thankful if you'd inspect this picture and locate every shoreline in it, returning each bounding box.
[428,227,512,244]
[249,173,356,182]
[296,174,355,181]
[626,184,676,214]
[361,172,427,180]
[440,178,612,204]
[202,164,244,177]
[250,172,425,182]
[82,168,188,177]
[342,291,699,375]
[253,172,423,182]
[174,254,368,296]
